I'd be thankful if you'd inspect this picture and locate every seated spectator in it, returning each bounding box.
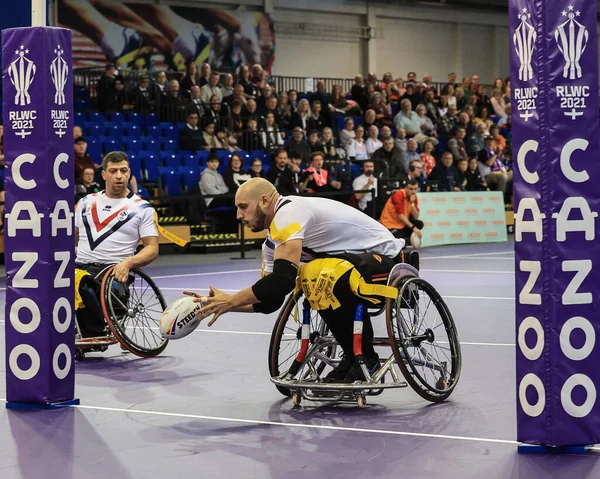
[365,125,382,157]
[180,62,199,96]
[240,118,260,152]
[400,83,423,110]
[380,126,393,143]
[347,125,368,160]
[312,80,332,113]
[130,74,157,114]
[222,153,251,192]
[161,80,187,123]
[242,99,259,123]
[420,139,436,177]
[474,106,493,130]
[288,89,298,112]
[200,72,223,104]
[477,135,512,193]
[179,111,206,152]
[310,100,327,132]
[203,94,229,130]
[152,71,168,99]
[74,137,98,184]
[224,84,248,109]
[400,139,421,174]
[215,128,239,152]
[236,65,255,98]
[446,84,457,108]
[104,76,132,113]
[437,95,449,118]
[229,99,245,137]
[221,73,234,99]
[423,90,439,123]
[468,122,488,158]
[277,92,292,130]
[360,83,377,113]
[321,127,338,161]
[352,160,378,216]
[351,74,365,106]
[257,84,274,113]
[339,117,355,151]
[369,92,393,128]
[188,85,204,117]
[73,125,82,140]
[75,166,101,201]
[407,159,425,188]
[285,127,311,165]
[96,63,116,113]
[455,157,469,191]
[290,99,315,132]
[429,151,461,191]
[289,152,304,193]
[394,128,408,153]
[490,88,508,119]
[394,99,421,137]
[437,105,458,140]
[447,127,469,163]
[260,112,284,152]
[466,157,488,191]
[307,129,325,155]
[414,104,439,147]
[490,124,507,153]
[249,158,265,178]
[371,137,405,179]
[330,84,360,118]
[301,151,342,193]
[266,149,297,195]
[379,179,424,243]
[200,154,231,207]
[202,121,224,150]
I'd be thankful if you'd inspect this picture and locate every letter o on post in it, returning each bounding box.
[53,297,72,334]
[9,344,41,381]
[519,373,545,417]
[53,344,72,380]
[10,298,41,334]
[518,316,544,360]
[561,374,596,418]
[560,316,595,361]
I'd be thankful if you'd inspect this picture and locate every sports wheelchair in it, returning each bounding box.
[268,262,462,407]
[75,266,168,360]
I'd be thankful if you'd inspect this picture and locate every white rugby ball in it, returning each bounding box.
[410,232,422,249]
[159,296,203,339]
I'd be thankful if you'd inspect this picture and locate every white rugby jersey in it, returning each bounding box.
[262,195,403,273]
[75,191,158,264]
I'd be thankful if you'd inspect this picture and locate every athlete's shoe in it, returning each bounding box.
[405,250,420,271]
[343,354,381,383]
[324,354,354,382]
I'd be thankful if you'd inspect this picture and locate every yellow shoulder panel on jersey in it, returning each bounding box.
[269,221,302,243]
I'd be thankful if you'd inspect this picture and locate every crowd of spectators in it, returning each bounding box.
[79,62,513,235]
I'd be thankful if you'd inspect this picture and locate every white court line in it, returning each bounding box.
[152,269,261,280]
[424,252,513,260]
[421,269,513,274]
[444,295,514,301]
[0,398,517,447]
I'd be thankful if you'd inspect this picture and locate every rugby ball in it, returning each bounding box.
[410,231,422,249]
[159,296,203,339]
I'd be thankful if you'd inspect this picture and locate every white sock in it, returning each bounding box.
[100,23,127,60]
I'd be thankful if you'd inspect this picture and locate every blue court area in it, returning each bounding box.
[1,242,599,478]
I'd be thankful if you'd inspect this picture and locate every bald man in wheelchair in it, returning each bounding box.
[186,178,418,383]
[75,151,159,338]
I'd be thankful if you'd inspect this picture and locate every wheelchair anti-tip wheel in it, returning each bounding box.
[100,266,169,358]
[386,274,462,402]
[269,290,339,397]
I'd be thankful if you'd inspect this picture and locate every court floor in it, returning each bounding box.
[1,242,600,479]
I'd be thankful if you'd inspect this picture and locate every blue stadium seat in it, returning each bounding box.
[353,116,364,127]
[74,87,90,99]
[181,153,200,169]
[262,164,271,174]
[164,128,179,142]
[139,152,160,182]
[84,122,103,137]
[158,167,181,196]
[128,153,143,179]
[105,123,124,138]
[141,137,160,153]
[74,111,87,126]
[75,99,90,111]
[89,112,105,124]
[336,116,345,132]
[350,163,362,179]
[250,150,266,161]
[159,151,181,168]
[179,167,200,193]
[127,112,143,125]
[216,150,231,163]
[144,113,159,126]
[122,122,141,138]
[196,151,210,165]
[102,137,123,154]
[110,112,126,124]
[86,137,102,163]
[146,125,161,138]
[159,122,172,133]
[137,187,150,199]
[161,138,177,151]
[121,137,141,152]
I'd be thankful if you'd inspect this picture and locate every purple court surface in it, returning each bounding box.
[2,241,600,479]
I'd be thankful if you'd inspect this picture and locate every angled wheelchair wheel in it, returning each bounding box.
[100,266,169,358]
[386,275,462,402]
[268,290,337,397]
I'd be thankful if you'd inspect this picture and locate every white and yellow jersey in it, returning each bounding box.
[75,191,158,264]
[261,195,404,274]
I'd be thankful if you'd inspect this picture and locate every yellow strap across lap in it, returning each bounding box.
[154,212,188,247]
[74,268,91,310]
[294,258,397,313]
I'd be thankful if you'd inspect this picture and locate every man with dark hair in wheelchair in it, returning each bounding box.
[75,151,159,338]
[186,177,418,383]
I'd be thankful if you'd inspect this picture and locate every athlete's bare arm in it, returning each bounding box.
[112,235,159,282]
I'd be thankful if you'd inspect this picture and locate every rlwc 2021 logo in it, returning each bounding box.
[7,45,36,106]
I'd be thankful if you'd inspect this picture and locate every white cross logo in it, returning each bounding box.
[15,129,31,139]
[519,110,534,122]
[564,109,584,120]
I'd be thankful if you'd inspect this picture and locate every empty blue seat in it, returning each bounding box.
[144,113,159,126]
[196,151,210,165]
[84,122,104,136]
[74,111,87,126]
[161,138,177,151]
[159,151,181,168]
[181,153,200,169]
[139,152,160,181]
[159,122,173,133]
[121,137,141,152]
[110,112,126,124]
[128,112,143,125]
[102,138,123,154]
[128,153,143,179]
[86,138,102,163]
[146,125,161,138]
[158,167,181,196]
[122,123,141,138]
[353,116,364,127]
[75,99,90,111]
[89,112,105,123]
[106,123,124,138]
[141,137,160,153]
[179,167,199,193]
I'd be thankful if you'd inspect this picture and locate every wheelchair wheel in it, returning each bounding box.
[100,266,169,358]
[386,275,461,402]
[268,290,337,397]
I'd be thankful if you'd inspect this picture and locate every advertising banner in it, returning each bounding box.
[56,1,275,72]
[510,0,600,446]
[2,27,75,405]
[419,192,507,248]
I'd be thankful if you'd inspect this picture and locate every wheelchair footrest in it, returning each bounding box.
[270,377,407,391]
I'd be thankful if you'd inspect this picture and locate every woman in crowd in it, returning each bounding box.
[420,139,436,177]
[347,125,368,160]
[365,124,382,157]
[290,98,314,131]
[260,112,284,152]
[248,158,265,178]
[223,153,251,192]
